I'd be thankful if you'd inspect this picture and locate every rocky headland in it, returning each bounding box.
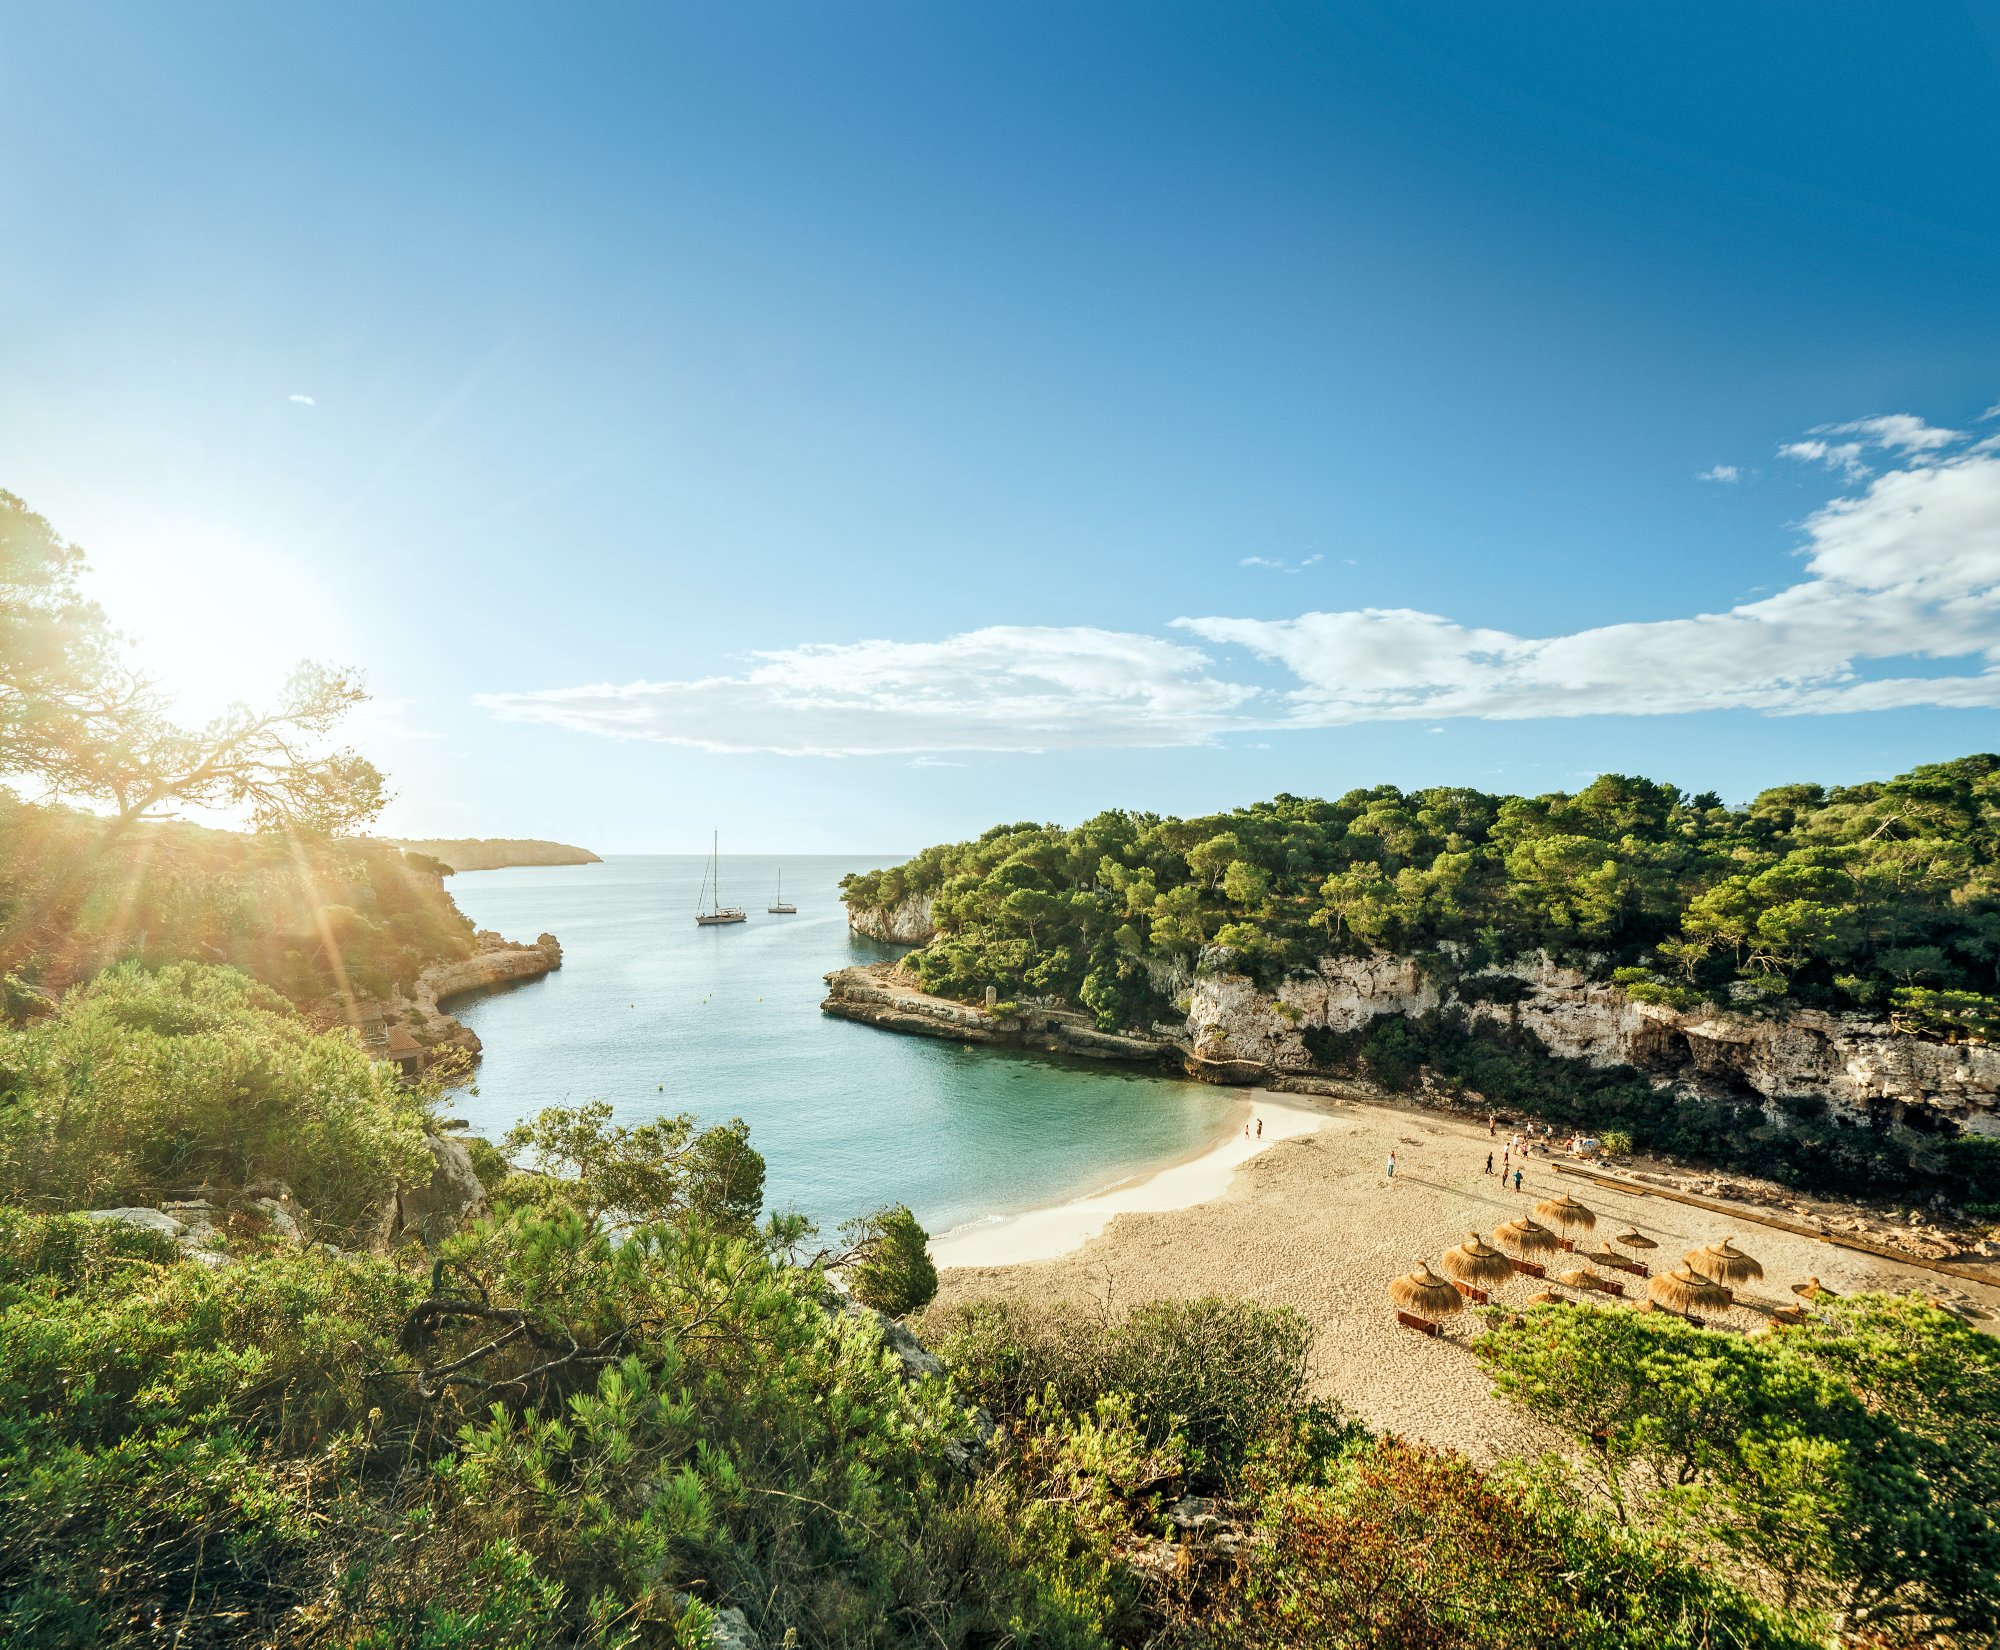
[825,941,2000,1141]
[389,836,603,871]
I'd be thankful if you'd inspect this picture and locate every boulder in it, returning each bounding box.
[378,1134,489,1249]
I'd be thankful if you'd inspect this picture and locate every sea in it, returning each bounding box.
[444,856,1235,1237]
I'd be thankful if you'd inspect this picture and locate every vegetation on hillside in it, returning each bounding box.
[842,757,2000,1037]
[0,795,476,1006]
[1,969,1916,1648]
[388,838,603,872]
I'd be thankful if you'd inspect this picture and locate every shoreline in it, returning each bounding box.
[932,1090,1329,1268]
[929,1089,2000,1464]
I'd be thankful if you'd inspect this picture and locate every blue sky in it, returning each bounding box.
[4,3,1998,851]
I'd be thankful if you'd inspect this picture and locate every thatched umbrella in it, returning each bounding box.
[1686,1238,1763,1287]
[1648,1264,1732,1318]
[1440,1231,1515,1291]
[1494,1216,1561,1261]
[1535,1193,1598,1240]
[1388,1263,1464,1322]
[1770,1304,1810,1327]
[1790,1276,1839,1301]
[1578,1244,1625,1269]
[1525,1289,1566,1306]
[1614,1230,1658,1253]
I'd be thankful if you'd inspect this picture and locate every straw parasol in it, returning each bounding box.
[1790,1277,1838,1301]
[1557,1268,1606,1293]
[1614,1230,1658,1252]
[1686,1238,1763,1287]
[1534,1193,1598,1238]
[1388,1263,1464,1321]
[1525,1289,1566,1306]
[1494,1216,1561,1261]
[1648,1265,1732,1317]
[1577,1244,1625,1269]
[1440,1231,1516,1290]
[1770,1304,1810,1327]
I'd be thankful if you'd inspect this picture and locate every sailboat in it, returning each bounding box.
[768,869,797,915]
[694,831,747,926]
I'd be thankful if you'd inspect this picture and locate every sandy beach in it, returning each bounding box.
[931,1089,2000,1464]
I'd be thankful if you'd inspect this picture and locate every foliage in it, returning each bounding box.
[1208,1438,1818,1650]
[0,962,432,1239]
[1479,1296,2000,1641]
[839,1202,939,1316]
[922,1295,1314,1481]
[500,1100,766,1236]
[0,489,386,836]
[0,794,475,1003]
[842,757,2000,1033]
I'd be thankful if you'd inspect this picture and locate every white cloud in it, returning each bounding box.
[1982,402,2000,422]
[288,393,316,406]
[480,412,2000,754]
[1240,553,1324,573]
[1696,465,1740,483]
[908,756,969,768]
[1179,445,2000,724]
[477,626,1260,755]
[1816,413,1958,452]
[1779,439,1870,477]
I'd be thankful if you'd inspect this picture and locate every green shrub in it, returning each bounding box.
[0,962,431,1239]
[841,1203,938,1317]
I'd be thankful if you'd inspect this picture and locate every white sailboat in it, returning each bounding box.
[695,831,746,926]
[768,869,797,915]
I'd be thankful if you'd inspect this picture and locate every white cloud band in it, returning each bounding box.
[480,412,2000,755]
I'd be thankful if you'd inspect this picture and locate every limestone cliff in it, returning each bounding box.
[822,963,1178,1065]
[391,929,563,1065]
[846,891,936,945]
[1189,951,2000,1135]
[823,944,2000,1137]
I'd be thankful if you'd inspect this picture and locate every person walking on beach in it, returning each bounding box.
[1488,1114,1496,1137]
[1484,1151,1494,1175]
[1513,1167,1523,1192]
[1256,1117,1263,1138]
[1386,1150,1397,1180]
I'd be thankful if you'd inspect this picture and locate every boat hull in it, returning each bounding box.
[696,910,747,926]
[768,903,797,914]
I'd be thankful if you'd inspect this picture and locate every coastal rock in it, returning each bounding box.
[822,964,1178,1067]
[847,892,936,945]
[80,1206,187,1238]
[391,930,564,1068]
[376,1134,489,1250]
[826,1276,998,1471]
[1186,952,2000,1134]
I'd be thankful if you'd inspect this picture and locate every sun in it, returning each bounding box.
[83,526,362,725]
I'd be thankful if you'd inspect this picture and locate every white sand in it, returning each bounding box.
[931,1092,1327,1268]
[928,1088,2000,1464]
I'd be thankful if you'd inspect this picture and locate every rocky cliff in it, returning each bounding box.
[1186,952,2000,1136]
[846,892,936,945]
[394,929,563,1065]
[822,963,1179,1065]
[823,938,2000,1138]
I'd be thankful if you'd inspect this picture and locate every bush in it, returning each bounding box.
[923,1295,1311,1480]
[841,1203,938,1317]
[0,963,431,1239]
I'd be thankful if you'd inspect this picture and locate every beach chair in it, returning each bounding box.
[1510,1258,1546,1279]
[1395,1310,1442,1337]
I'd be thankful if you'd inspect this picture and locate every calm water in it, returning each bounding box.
[445,856,1234,1235]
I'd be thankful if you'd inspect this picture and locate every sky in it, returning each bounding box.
[4,2,1999,852]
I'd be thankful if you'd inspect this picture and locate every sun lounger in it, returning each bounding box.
[1395,1310,1442,1337]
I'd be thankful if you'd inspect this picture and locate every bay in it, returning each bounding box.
[444,856,1235,1235]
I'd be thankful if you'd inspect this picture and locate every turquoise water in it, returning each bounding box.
[444,856,1234,1235]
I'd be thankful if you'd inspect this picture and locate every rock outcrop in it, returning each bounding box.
[822,964,1180,1066]
[827,939,2000,1138]
[376,1134,490,1249]
[394,930,563,1065]
[846,892,936,945]
[1187,952,2000,1135]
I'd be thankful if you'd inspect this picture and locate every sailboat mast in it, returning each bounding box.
[710,830,719,915]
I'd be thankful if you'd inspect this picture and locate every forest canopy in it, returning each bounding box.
[842,756,2000,1040]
